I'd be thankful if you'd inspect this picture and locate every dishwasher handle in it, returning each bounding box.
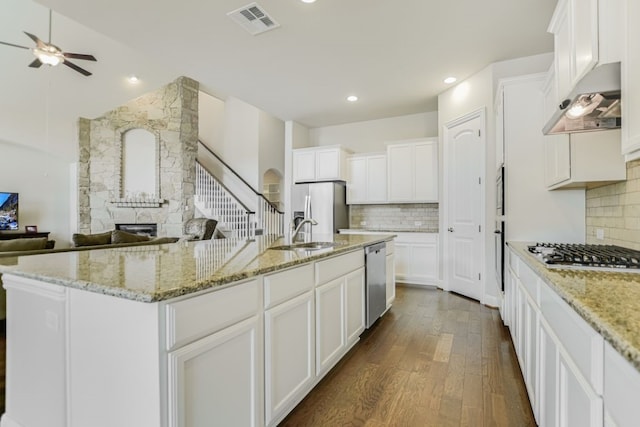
[365,242,386,255]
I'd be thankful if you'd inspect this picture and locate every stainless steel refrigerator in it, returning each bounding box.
[292,181,348,236]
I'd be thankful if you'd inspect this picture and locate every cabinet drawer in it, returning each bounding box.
[264,263,314,309]
[540,281,603,394]
[316,250,364,285]
[166,279,259,351]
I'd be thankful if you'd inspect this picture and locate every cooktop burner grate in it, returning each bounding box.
[527,243,640,271]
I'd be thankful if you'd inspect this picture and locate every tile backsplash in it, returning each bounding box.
[349,203,439,232]
[586,159,640,249]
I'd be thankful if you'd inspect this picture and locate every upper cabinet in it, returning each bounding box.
[387,139,438,203]
[621,0,640,159]
[346,153,387,204]
[548,0,621,107]
[293,146,351,183]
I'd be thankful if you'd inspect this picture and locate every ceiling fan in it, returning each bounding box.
[0,9,96,76]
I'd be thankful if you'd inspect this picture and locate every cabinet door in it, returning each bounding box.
[622,0,640,157]
[367,155,387,202]
[569,0,599,87]
[387,144,414,201]
[293,151,316,183]
[539,319,559,427]
[410,243,438,283]
[394,243,410,281]
[347,157,367,204]
[523,291,539,421]
[554,2,572,101]
[544,133,571,187]
[265,292,314,425]
[167,316,261,427]
[414,142,438,201]
[558,349,603,427]
[315,277,345,376]
[344,268,365,346]
[316,149,341,181]
[385,254,395,308]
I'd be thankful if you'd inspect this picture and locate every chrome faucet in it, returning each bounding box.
[291,218,318,242]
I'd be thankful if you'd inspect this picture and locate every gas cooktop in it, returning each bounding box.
[527,243,640,272]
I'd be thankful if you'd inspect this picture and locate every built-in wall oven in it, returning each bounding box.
[495,164,505,291]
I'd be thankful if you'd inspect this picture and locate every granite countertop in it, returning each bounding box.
[508,241,640,372]
[0,233,394,303]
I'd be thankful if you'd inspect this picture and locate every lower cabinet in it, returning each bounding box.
[167,316,262,427]
[264,291,314,425]
[394,233,438,286]
[316,277,345,376]
[386,250,395,308]
[506,248,616,427]
[316,267,365,377]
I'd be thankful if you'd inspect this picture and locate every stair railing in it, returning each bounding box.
[198,141,284,236]
[195,162,256,240]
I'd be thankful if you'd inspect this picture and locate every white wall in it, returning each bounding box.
[0,140,71,247]
[284,121,311,226]
[309,112,438,152]
[258,110,285,190]
[198,91,225,150]
[437,53,555,305]
[222,97,260,190]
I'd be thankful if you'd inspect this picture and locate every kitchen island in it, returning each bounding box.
[0,233,394,427]
[506,242,640,427]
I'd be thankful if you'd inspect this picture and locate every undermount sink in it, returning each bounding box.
[269,241,342,251]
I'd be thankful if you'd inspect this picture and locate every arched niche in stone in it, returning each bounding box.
[115,127,162,207]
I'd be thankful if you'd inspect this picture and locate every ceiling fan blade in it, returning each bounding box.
[63,52,97,62]
[23,31,46,48]
[0,40,30,50]
[62,59,92,76]
[28,58,43,68]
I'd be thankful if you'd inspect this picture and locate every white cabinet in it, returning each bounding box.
[505,249,607,427]
[394,232,438,286]
[315,252,365,377]
[264,291,314,425]
[387,139,438,203]
[544,130,625,190]
[621,0,640,160]
[167,316,262,427]
[548,0,603,103]
[293,146,350,183]
[316,277,344,376]
[603,342,640,427]
[346,153,387,204]
[263,264,315,425]
[385,241,395,308]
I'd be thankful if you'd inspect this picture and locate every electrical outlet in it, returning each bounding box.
[360,221,367,226]
[596,229,604,240]
[414,221,422,226]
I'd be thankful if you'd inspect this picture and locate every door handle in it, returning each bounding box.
[447,227,454,232]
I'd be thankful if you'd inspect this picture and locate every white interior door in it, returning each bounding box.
[444,110,484,301]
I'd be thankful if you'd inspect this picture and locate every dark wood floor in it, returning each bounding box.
[280,285,535,426]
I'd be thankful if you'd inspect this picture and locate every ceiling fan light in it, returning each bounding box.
[33,48,63,66]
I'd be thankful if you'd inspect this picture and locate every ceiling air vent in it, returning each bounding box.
[227,3,280,35]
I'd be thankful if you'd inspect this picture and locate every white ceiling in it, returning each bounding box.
[29,0,557,128]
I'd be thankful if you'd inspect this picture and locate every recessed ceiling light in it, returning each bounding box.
[444,76,457,84]
[127,75,140,84]
[346,95,358,102]
[301,0,316,3]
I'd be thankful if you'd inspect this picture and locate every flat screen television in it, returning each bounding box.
[0,192,19,230]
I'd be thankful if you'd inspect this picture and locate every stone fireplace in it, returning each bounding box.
[77,77,199,237]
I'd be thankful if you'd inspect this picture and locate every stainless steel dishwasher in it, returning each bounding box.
[365,241,387,328]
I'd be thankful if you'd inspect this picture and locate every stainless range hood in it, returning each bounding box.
[543,62,621,135]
